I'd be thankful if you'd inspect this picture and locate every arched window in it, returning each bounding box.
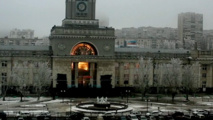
[71,43,97,55]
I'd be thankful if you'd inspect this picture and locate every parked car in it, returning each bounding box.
[17,117,24,120]
[36,112,51,117]
[137,115,147,120]
[191,109,208,116]
[16,111,31,117]
[127,114,138,120]
[164,115,174,120]
[36,112,51,120]
[147,116,156,120]
[69,112,84,120]
[0,111,6,120]
[172,111,184,119]
[194,113,205,119]
[146,111,162,117]
[119,116,127,120]
[82,116,90,120]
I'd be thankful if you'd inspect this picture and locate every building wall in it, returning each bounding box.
[9,29,34,39]
[178,12,203,49]
[0,56,50,94]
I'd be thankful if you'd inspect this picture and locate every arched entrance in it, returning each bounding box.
[71,43,97,88]
[71,42,97,56]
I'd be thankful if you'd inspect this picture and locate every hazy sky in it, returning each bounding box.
[0,0,213,38]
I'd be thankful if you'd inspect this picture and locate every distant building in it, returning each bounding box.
[115,27,178,49]
[178,12,203,50]
[9,29,34,39]
[0,37,41,46]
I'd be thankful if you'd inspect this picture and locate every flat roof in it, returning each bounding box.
[0,45,50,51]
[115,48,190,54]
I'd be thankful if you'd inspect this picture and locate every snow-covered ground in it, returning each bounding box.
[0,96,212,116]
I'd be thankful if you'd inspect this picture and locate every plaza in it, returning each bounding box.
[0,0,213,119]
[0,94,212,119]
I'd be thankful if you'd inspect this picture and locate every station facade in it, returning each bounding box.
[0,0,213,95]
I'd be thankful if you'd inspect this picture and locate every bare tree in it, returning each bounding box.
[134,57,152,100]
[1,74,14,101]
[182,62,200,101]
[11,61,31,102]
[154,64,164,101]
[33,62,52,101]
[162,58,182,102]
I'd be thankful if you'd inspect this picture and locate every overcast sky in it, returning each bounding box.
[0,0,213,38]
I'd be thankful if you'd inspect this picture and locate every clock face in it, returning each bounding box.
[58,43,66,51]
[103,44,111,51]
[77,2,87,12]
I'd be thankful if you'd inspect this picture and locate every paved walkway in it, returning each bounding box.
[0,95,212,116]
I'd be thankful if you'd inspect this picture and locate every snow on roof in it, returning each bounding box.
[115,48,190,54]
[0,45,50,51]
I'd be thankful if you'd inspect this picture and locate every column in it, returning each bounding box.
[69,61,72,88]
[129,62,134,86]
[67,62,72,88]
[96,63,101,88]
[66,0,72,19]
[208,65,213,88]
[119,62,124,86]
[90,63,94,87]
[74,62,78,88]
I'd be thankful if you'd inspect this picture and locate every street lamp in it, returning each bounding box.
[70,99,74,115]
[145,97,150,113]
[126,90,130,103]
[61,90,66,103]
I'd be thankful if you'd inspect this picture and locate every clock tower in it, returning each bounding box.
[49,0,116,90]
[65,0,95,20]
[50,0,115,56]
[63,0,98,27]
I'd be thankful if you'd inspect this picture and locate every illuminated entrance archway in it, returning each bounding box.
[71,43,97,88]
[71,43,97,55]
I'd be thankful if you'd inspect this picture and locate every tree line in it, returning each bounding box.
[134,58,200,102]
[1,62,52,101]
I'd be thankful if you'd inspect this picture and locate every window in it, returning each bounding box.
[202,81,206,88]
[1,73,7,84]
[15,40,20,45]
[1,61,7,67]
[9,40,14,45]
[202,65,207,71]
[0,40,4,45]
[124,74,129,84]
[202,73,207,78]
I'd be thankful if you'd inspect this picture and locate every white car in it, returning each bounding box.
[148,110,162,117]
[128,114,138,120]
[82,117,90,120]
[16,111,31,117]
[17,117,24,120]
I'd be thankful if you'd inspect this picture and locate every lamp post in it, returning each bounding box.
[126,90,130,103]
[70,99,74,115]
[145,97,150,113]
[61,90,66,103]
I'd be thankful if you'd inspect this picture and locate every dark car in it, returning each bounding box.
[69,112,84,120]
[172,111,184,120]
[137,115,148,120]
[0,111,6,120]
[36,112,51,120]
[164,115,174,120]
[119,116,127,120]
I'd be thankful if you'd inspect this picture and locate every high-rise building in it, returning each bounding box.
[178,12,203,50]
[9,29,34,39]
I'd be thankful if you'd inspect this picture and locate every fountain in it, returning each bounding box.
[94,97,110,108]
[73,97,132,114]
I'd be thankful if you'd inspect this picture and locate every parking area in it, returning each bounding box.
[0,95,212,120]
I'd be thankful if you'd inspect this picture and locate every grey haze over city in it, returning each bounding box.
[0,0,213,38]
